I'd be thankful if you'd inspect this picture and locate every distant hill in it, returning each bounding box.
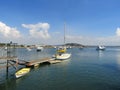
[65,43,85,47]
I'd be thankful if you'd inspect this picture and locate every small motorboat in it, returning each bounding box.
[15,68,31,78]
[36,46,43,51]
[96,45,106,50]
[26,47,32,51]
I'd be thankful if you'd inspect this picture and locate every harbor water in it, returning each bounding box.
[0,47,120,90]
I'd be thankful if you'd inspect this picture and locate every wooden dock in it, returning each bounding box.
[0,56,18,69]
[0,57,62,69]
[26,57,61,67]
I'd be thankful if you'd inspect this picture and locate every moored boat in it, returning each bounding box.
[15,68,31,78]
[53,23,71,60]
[36,46,43,51]
[57,47,66,53]
[54,53,71,60]
[96,45,106,50]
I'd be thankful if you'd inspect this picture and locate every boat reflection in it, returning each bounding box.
[97,50,104,58]
[116,51,120,69]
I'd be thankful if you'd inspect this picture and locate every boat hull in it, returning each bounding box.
[55,53,71,60]
[15,68,30,78]
[96,46,105,50]
[36,46,43,51]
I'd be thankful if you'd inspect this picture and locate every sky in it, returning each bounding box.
[0,0,120,45]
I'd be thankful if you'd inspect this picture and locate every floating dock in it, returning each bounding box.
[49,60,62,64]
[26,57,61,67]
[0,56,62,69]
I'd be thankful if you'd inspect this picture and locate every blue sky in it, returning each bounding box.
[0,0,120,45]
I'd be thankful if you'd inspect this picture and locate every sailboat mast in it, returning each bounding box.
[64,23,66,44]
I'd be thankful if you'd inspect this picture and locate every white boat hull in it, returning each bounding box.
[36,46,43,51]
[55,53,71,60]
[96,46,105,50]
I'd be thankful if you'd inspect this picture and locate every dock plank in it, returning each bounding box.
[0,56,17,60]
[26,57,54,66]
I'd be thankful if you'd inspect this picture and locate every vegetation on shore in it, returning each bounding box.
[0,42,86,48]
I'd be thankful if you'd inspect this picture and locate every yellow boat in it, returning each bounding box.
[15,68,31,78]
[57,47,66,53]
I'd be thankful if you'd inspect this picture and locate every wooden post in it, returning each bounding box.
[6,43,9,79]
[6,60,9,79]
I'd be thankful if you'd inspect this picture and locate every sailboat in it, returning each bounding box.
[54,23,71,60]
[54,52,71,60]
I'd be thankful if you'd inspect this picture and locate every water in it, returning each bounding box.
[0,47,120,90]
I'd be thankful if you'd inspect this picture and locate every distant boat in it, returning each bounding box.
[4,46,8,50]
[36,46,43,51]
[96,45,106,50]
[66,46,72,49]
[79,46,84,49]
[57,46,66,53]
[24,45,32,51]
[15,68,31,78]
[26,47,32,51]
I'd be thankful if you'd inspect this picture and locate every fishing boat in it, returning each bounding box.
[96,45,106,50]
[15,68,31,78]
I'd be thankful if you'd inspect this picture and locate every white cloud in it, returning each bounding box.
[54,31,60,34]
[63,34,120,46]
[1,21,120,45]
[116,27,120,36]
[22,22,50,39]
[62,27,120,45]
[65,35,98,45]
[0,22,21,38]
